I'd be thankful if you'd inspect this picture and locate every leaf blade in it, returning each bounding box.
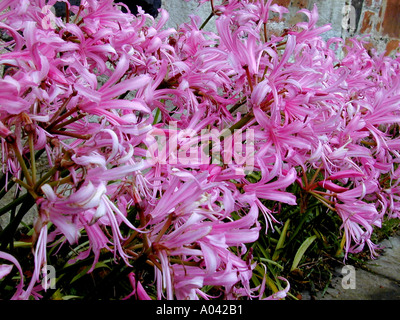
[290,235,317,272]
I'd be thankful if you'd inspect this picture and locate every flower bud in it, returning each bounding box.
[0,121,12,139]
[5,133,16,145]
[24,123,36,134]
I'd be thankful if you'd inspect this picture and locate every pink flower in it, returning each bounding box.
[243,167,298,205]
[215,15,259,76]
[1,0,400,301]
[0,76,30,115]
[0,121,12,139]
[317,180,349,193]
[328,169,365,181]
[21,221,48,300]
[123,273,152,300]
[337,180,378,203]
[336,201,381,258]
[0,251,25,300]
[263,277,290,300]
[289,4,332,42]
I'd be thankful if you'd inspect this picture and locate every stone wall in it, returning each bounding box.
[351,0,400,56]
[272,0,400,56]
[162,0,400,56]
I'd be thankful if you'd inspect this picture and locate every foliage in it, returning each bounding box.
[0,0,399,300]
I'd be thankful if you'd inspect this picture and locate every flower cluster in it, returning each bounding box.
[0,0,399,300]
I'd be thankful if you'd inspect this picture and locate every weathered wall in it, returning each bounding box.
[162,0,400,56]
[351,0,400,55]
[271,0,400,55]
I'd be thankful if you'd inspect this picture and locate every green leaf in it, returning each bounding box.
[258,257,284,270]
[272,219,290,261]
[335,233,346,257]
[290,235,317,272]
[70,261,111,284]
[9,241,32,248]
[152,107,161,125]
[62,295,83,300]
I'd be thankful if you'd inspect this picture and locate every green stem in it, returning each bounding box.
[151,215,173,250]
[47,93,76,130]
[51,112,87,130]
[0,193,29,217]
[0,149,46,200]
[228,112,254,133]
[243,65,254,92]
[33,165,58,192]
[0,179,16,201]
[28,134,36,184]
[13,179,38,199]
[199,11,214,30]
[12,178,31,191]
[74,5,84,24]
[65,1,70,23]
[302,169,309,191]
[261,64,269,82]
[312,189,337,197]
[200,0,215,30]
[46,175,73,188]
[263,22,268,42]
[127,243,143,251]
[229,98,247,114]
[309,191,336,211]
[169,258,199,266]
[0,193,35,250]
[152,107,161,125]
[10,143,33,187]
[308,163,324,189]
[50,130,91,140]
